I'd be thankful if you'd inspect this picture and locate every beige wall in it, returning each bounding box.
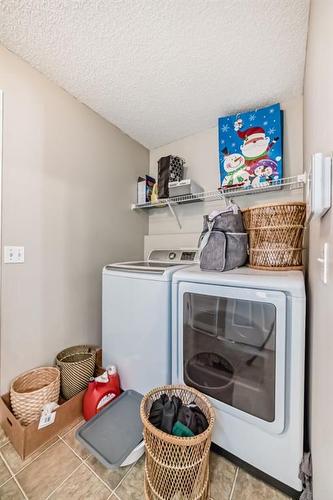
[147,97,304,253]
[304,1,333,498]
[0,46,149,392]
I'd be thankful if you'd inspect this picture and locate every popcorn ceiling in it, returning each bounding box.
[0,0,309,148]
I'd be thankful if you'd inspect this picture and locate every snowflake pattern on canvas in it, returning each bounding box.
[218,103,283,189]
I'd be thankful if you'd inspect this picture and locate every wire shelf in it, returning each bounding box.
[131,173,306,210]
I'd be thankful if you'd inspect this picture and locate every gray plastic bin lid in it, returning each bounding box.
[76,390,143,469]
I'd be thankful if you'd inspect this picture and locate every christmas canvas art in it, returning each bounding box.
[218,103,283,190]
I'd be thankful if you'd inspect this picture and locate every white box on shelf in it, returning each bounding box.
[168,179,203,198]
[137,177,146,205]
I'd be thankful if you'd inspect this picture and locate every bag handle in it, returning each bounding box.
[198,217,217,258]
[208,203,239,221]
[198,203,239,258]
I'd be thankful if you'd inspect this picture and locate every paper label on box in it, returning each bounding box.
[38,410,56,429]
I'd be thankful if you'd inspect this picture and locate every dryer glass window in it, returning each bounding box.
[183,293,276,422]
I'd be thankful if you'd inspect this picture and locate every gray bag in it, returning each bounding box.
[199,204,248,271]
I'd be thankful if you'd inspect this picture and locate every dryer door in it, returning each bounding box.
[177,282,286,434]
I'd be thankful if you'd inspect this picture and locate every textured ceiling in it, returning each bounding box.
[0,0,309,148]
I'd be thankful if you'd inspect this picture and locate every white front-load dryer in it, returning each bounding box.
[172,265,305,495]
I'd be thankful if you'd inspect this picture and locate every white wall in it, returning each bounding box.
[146,97,304,254]
[304,1,333,498]
[0,46,149,392]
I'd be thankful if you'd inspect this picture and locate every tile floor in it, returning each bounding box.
[0,421,291,499]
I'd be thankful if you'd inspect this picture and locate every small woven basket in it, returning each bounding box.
[242,201,306,270]
[140,384,215,500]
[56,345,97,400]
[10,367,60,425]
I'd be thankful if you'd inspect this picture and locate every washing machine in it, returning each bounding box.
[102,249,198,395]
[171,265,305,495]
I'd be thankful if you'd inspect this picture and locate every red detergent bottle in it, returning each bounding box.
[83,366,121,421]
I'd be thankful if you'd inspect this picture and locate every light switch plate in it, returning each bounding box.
[307,153,332,220]
[4,246,24,264]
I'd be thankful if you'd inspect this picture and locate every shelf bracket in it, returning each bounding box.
[297,172,307,184]
[166,200,182,229]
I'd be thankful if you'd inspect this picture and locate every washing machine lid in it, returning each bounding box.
[172,265,305,298]
[104,249,199,276]
[106,261,182,273]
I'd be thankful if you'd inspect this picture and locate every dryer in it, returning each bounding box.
[171,265,305,494]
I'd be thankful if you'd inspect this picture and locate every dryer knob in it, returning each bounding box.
[169,252,176,260]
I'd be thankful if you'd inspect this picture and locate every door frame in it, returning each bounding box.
[0,90,3,390]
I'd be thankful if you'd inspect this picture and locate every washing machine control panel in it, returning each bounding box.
[180,251,197,261]
[149,249,198,263]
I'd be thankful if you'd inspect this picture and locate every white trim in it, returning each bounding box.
[0,90,3,394]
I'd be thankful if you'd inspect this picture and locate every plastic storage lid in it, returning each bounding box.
[76,390,143,469]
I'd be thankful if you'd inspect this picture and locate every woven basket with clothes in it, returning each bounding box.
[56,345,97,400]
[140,384,215,500]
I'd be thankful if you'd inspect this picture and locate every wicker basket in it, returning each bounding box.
[242,201,306,270]
[140,384,215,500]
[56,345,97,400]
[10,367,60,425]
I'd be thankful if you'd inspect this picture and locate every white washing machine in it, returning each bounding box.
[171,265,305,495]
[102,249,198,395]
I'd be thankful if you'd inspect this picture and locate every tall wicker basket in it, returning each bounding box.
[56,345,97,400]
[140,385,215,500]
[242,201,306,270]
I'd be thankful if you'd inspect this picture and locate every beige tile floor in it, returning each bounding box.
[0,422,292,499]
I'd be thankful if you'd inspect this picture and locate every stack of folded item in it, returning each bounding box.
[148,394,208,438]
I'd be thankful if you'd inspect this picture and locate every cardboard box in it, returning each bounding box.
[0,390,84,459]
[95,348,104,377]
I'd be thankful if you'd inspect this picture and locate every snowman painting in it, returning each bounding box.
[247,159,279,188]
[221,147,250,187]
[218,103,283,189]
